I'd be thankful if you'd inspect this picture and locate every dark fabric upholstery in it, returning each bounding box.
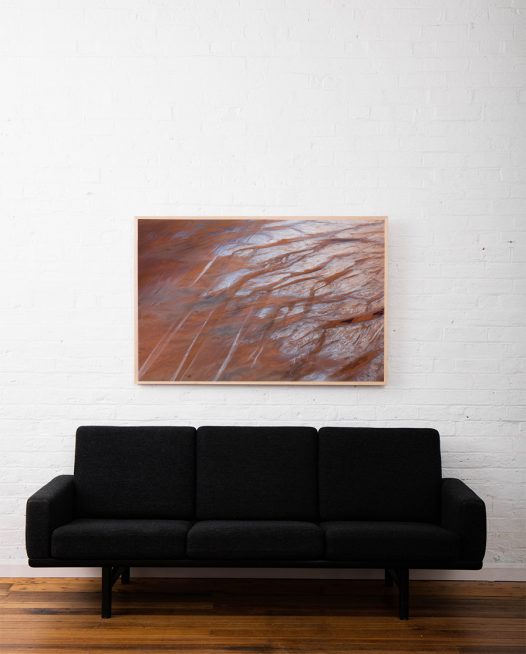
[51,519,190,559]
[26,475,75,559]
[441,478,487,561]
[74,426,195,518]
[187,520,324,560]
[322,521,460,562]
[26,425,488,573]
[196,426,318,519]
[318,427,442,522]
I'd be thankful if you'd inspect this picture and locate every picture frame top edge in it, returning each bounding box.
[135,215,388,221]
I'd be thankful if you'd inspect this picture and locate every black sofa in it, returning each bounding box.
[26,426,486,619]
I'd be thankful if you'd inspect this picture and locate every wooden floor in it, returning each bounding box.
[0,577,524,653]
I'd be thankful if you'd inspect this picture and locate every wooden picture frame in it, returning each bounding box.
[135,216,387,385]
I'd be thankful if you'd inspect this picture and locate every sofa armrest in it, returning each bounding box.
[441,478,487,562]
[26,475,75,559]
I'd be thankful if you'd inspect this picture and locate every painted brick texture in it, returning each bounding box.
[0,0,524,577]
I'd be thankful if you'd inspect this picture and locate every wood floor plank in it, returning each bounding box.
[0,578,523,653]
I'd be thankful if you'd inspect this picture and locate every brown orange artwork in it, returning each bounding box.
[136,217,386,384]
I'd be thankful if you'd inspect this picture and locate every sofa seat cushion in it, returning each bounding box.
[187,521,324,560]
[51,519,190,560]
[322,522,460,563]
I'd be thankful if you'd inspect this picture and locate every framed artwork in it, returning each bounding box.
[136,216,387,385]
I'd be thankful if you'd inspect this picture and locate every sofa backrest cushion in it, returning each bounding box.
[196,426,318,520]
[318,427,442,522]
[74,426,195,518]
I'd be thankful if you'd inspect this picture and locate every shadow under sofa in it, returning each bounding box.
[26,425,487,619]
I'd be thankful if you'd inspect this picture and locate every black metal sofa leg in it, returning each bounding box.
[121,566,130,584]
[385,567,409,620]
[101,566,112,618]
[101,565,129,618]
[397,568,409,620]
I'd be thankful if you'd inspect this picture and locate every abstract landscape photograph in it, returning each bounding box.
[136,217,386,384]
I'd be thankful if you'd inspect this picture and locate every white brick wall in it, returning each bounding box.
[0,0,525,579]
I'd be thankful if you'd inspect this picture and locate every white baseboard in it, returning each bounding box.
[0,561,524,581]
